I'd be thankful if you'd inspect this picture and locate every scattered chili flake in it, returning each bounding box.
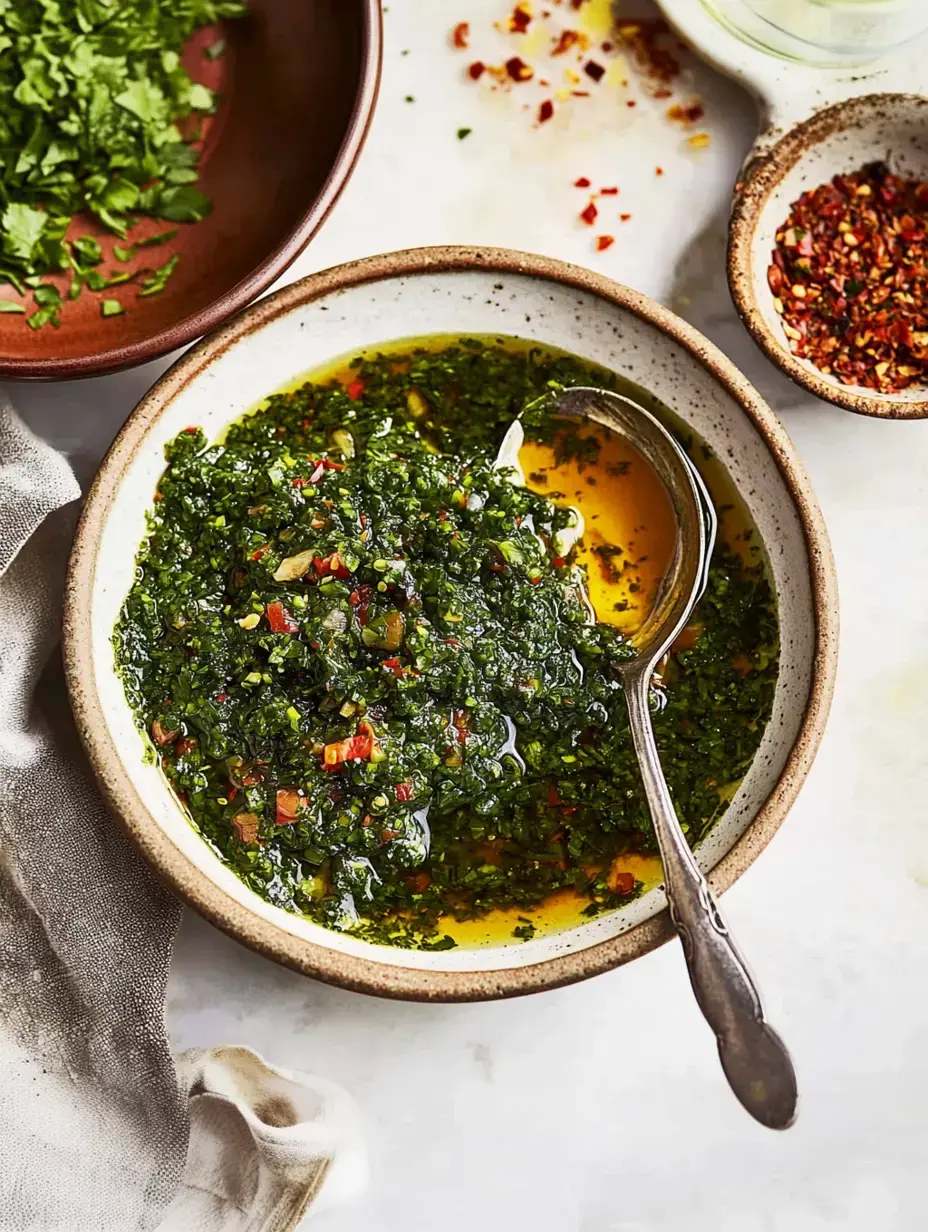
[452,21,470,49]
[626,99,637,107]
[552,29,583,55]
[505,55,534,81]
[468,60,486,79]
[538,99,554,123]
[667,98,705,126]
[600,186,619,195]
[687,132,711,149]
[509,4,532,33]
[771,160,928,393]
[655,166,664,176]
[574,176,591,188]
[346,379,365,400]
[584,59,605,82]
[620,212,632,221]
[580,201,598,225]
[596,235,615,251]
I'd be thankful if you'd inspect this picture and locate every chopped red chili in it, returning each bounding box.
[574,176,591,188]
[468,60,486,80]
[509,4,532,33]
[395,782,413,802]
[666,99,705,125]
[551,29,582,56]
[538,99,554,123]
[580,201,598,225]
[452,21,470,48]
[600,186,619,195]
[596,235,615,251]
[265,602,299,634]
[346,379,365,400]
[620,212,632,221]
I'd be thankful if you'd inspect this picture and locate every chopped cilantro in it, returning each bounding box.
[101,299,125,317]
[138,254,180,298]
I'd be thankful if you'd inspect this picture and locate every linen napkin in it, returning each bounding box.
[0,398,365,1231]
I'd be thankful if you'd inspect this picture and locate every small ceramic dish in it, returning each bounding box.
[0,0,382,382]
[64,247,839,1002]
[660,1,928,418]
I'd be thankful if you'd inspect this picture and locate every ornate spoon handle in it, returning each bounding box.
[624,669,798,1130]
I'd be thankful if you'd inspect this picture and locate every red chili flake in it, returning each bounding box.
[175,737,198,757]
[626,99,637,108]
[666,99,705,126]
[615,18,680,85]
[584,60,605,82]
[184,426,198,434]
[217,692,228,703]
[529,576,542,585]
[538,99,554,123]
[452,21,470,48]
[602,40,614,52]
[250,544,270,561]
[574,176,591,188]
[551,555,566,567]
[509,3,532,32]
[620,212,632,221]
[771,160,928,393]
[505,55,533,81]
[580,201,598,225]
[382,657,406,678]
[552,29,583,55]
[468,60,486,80]
[596,235,615,251]
[395,782,413,802]
[655,166,664,176]
[346,379,365,400]
[611,870,636,896]
[292,476,308,487]
[600,186,618,195]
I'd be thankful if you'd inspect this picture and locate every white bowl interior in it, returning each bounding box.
[747,95,928,406]
[89,268,817,974]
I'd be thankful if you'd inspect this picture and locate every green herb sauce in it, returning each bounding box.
[114,338,779,950]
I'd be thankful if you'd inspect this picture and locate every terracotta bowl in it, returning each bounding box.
[0,0,381,381]
[64,247,839,1002]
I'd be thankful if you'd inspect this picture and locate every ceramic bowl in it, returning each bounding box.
[0,0,381,381]
[64,247,839,1002]
[659,0,928,418]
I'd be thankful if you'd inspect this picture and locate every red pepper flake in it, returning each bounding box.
[771,160,928,393]
[382,657,407,678]
[584,59,605,82]
[615,18,681,85]
[346,379,365,400]
[596,235,615,251]
[395,782,413,802]
[574,176,591,188]
[655,166,664,176]
[468,60,486,80]
[505,55,533,81]
[538,99,554,123]
[452,21,470,49]
[217,692,228,703]
[626,99,637,108]
[600,186,619,195]
[666,98,705,126]
[551,555,566,568]
[250,544,270,561]
[551,29,583,56]
[620,212,632,221]
[183,426,198,434]
[580,201,598,225]
[509,4,532,32]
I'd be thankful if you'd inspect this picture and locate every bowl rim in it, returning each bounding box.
[1,0,383,383]
[63,245,840,1002]
[728,91,928,420]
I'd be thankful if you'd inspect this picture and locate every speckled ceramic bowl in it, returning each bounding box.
[64,247,838,1002]
[660,0,928,417]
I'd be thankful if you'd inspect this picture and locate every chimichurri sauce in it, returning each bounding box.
[115,339,779,950]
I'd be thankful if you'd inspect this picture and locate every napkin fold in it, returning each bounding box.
[0,399,364,1231]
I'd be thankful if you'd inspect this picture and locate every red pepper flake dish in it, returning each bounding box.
[769,161,928,394]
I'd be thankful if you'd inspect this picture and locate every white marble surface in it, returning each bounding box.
[13,3,928,1229]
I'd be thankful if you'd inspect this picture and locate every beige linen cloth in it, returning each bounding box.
[0,399,365,1231]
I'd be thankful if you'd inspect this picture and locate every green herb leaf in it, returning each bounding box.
[101,299,125,317]
[0,300,25,314]
[138,253,179,297]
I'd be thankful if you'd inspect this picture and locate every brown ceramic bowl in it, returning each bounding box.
[0,0,381,381]
[64,247,839,1002]
[729,94,928,419]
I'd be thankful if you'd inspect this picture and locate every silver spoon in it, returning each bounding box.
[500,386,797,1131]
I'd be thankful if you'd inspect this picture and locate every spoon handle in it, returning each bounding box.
[624,670,798,1130]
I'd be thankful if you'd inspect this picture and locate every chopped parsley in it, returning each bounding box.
[0,1,246,325]
[115,340,779,949]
